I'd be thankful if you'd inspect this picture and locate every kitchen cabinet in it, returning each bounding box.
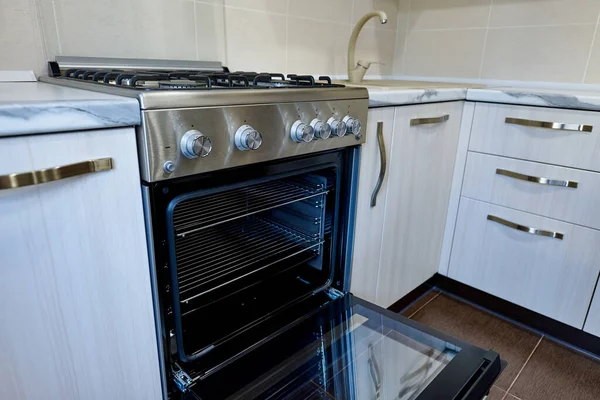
[351,107,395,304]
[448,198,600,328]
[376,102,463,308]
[585,289,600,337]
[0,129,162,400]
[351,102,463,308]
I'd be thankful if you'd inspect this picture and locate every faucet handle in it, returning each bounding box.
[357,60,384,69]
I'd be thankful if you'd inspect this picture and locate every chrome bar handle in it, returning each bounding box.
[370,122,386,208]
[410,114,449,126]
[496,168,578,189]
[487,215,564,240]
[505,117,593,133]
[0,158,113,191]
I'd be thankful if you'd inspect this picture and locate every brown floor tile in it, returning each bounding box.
[486,385,507,400]
[410,294,541,391]
[510,338,600,400]
[400,289,440,317]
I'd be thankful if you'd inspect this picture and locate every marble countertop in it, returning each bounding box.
[350,80,600,111]
[0,82,140,137]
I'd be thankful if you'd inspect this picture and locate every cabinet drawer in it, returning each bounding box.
[448,197,600,328]
[462,152,600,230]
[470,103,600,171]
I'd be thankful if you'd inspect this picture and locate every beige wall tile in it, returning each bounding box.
[225,6,286,72]
[490,0,600,27]
[0,0,46,74]
[289,0,352,24]
[224,0,286,14]
[403,29,486,78]
[195,1,226,63]
[392,25,407,75]
[37,0,60,62]
[50,0,197,60]
[353,0,399,31]
[287,17,349,76]
[354,26,396,76]
[583,29,600,83]
[481,25,595,82]
[409,0,491,30]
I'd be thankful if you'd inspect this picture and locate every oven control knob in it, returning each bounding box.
[343,116,362,136]
[290,120,314,143]
[327,117,347,137]
[235,125,263,150]
[180,130,212,159]
[310,119,331,139]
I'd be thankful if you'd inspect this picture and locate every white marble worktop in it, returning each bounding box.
[0,81,140,136]
[354,79,600,112]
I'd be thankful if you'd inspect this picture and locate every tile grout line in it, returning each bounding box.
[408,291,441,319]
[50,0,62,54]
[582,11,600,83]
[478,0,494,78]
[193,1,199,60]
[502,335,544,399]
[400,0,412,75]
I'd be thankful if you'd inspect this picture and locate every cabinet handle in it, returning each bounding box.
[0,158,113,190]
[410,114,449,126]
[487,214,564,240]
[370,122,386,208]
[505,117,593,133]
[496,168,578,189]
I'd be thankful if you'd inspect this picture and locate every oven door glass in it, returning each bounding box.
[182,293,501,400]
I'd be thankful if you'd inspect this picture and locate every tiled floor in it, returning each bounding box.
[400,290,600,400]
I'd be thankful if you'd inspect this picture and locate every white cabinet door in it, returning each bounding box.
[449,197,600,328]
[351,108,395,303]
[377,102,463,308]
[585,290,600,337]
[0,129,162,400]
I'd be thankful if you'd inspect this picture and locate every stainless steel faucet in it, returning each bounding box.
[347,11,388,83]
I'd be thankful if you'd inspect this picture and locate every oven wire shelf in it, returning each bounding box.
[175,217,324,303]
[173,179,328,237]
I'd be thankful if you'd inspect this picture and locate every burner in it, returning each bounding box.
[50,61,344,91]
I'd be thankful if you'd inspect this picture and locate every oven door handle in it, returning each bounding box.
[370,121,387,208]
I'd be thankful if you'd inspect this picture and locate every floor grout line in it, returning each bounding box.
[408,291,441,319]
[502,335,544,399]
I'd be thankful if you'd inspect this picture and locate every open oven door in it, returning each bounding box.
[176,292,501,400]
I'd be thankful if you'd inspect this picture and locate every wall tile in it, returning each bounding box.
[224,6,286,72]
[224,0,286,14]
[481,25,595,82]
[0,0,46,75]
[403,29,486,78]
[288,0,352,24]
[490,0,600,27]
[583,29,600,83]
[195,1,226,63]
[354,26,396,76]
[353,0,399,31]
[50,0,197,60]
[37,0,60,62]
[287,17,349,76]
[409,0,491,31]
[392,26,407,75]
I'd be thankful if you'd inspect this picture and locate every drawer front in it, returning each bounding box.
[448,197,600,328]
[462,152,600,230]
[470,103,600,171]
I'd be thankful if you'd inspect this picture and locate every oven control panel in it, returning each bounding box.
[138,98,368,182]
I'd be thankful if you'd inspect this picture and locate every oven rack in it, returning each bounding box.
[173,179,328,237]
[175,216,323,303]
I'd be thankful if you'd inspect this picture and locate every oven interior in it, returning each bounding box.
[150,151,355,392]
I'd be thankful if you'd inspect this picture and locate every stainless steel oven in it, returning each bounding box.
[42,57,501,400]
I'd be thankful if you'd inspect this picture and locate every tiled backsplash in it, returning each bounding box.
[395,0,600,84]
[2,0,397,78]
[2,0,600,84]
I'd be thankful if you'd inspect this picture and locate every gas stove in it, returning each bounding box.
[41,57,368,182]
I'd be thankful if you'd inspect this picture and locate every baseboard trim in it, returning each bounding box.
[387,276,437,314]
[425,274,600,357]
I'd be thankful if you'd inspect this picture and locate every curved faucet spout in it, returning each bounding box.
[348,11,388,83]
